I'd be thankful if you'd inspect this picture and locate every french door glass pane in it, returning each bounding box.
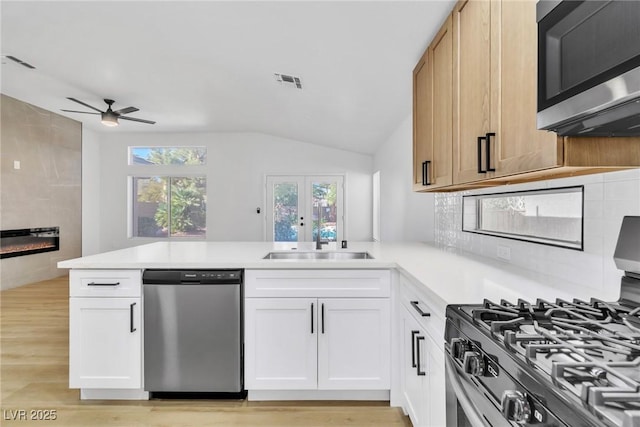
[273,182,299,242]
[312,182,338,242]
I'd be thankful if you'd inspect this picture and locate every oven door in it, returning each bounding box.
[445,354,512,427]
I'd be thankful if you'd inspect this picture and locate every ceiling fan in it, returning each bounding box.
[62,98,156,127]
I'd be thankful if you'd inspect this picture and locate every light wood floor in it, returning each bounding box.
[1,276,411,426]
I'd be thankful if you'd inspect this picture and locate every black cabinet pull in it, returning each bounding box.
[485,132,496,172]
[311,302,314,334]
[130,302,136,333]
[477,136,487,173]
[411,330,420,368]
[321,303,325,334]
[87,282,120,286]
[416,336,426,376]
[422,161,432,186]
[410,301,431,317]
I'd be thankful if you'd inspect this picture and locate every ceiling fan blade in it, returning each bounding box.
[66,97,103,113]
[61,109,100,115]
[119,116,156,125]
[113,106,139,115]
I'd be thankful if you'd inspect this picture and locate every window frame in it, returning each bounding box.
[462,185,584,251]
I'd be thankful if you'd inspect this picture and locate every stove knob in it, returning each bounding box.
[462,351,485,377]
[501,390,532,424]
[450,338,470,360]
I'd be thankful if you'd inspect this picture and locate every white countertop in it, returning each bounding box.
[58,241,622,316]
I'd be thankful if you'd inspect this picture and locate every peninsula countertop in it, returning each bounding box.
[58,241,621,316]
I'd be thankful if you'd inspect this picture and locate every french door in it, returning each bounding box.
[265,175,344,243]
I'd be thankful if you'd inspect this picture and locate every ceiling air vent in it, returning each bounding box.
[2,55,36,69]
[274,73,302,89]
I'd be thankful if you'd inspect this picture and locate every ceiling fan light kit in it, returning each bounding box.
[62,97,156,127]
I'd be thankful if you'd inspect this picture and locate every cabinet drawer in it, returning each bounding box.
[245,270,391,298]
[70,270,142,297]
[399,274,445,350]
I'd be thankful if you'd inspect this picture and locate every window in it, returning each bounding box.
[131,176,206,238]
[129,147,206,165]
[462,186,583,250]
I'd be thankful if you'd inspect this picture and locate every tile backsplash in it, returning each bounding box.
[434,169,640,298]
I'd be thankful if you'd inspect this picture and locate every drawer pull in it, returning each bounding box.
[410,301,431,317]
[87,282,121,287]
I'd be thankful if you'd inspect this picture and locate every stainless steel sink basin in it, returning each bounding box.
[262,251,374,260]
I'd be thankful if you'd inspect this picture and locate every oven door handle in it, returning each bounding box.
[445,355,491,427]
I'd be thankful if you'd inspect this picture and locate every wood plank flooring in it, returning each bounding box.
[1,276,411,426]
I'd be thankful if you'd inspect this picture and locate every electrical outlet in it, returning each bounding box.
[497,245,511,261]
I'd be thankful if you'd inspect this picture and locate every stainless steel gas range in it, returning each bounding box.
[445,216,640,427]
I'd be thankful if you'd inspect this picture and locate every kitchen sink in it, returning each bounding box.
[262,251,374,260]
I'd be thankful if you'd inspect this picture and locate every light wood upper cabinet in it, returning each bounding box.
[413,0,639,192]
[413,15,453,191]
[452,0,492,184]
[490,0,561,177]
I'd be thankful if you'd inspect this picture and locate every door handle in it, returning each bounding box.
[416,336,426,376]
[477,136,487,173]
[321,303,325,334]
[422,161,432,186]
[129,302,137,333]
[311,302,314,334]
[485,132,496,172]
[411,330,419,368]
[410,301,431,317]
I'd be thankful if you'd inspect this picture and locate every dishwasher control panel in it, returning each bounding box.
[143,269,243,285]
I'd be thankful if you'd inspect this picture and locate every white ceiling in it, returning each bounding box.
[1,1,454,154]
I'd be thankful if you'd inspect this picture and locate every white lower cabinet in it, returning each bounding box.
[69,297,142,389]
[400,304,445,427]
[245,298,318,389]
[68,270,143,391]
[244,270,391,394]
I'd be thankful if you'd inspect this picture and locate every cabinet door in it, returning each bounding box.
[490,0,560,176]
[69,297,141,389]
[318,299,390,390]
[413,50,433,190]
[401,306,427,427]
[413,17,453,191]
[245,298,317,390]
[453,0,493,184]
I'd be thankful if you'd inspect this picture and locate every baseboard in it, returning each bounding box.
[247,389,390,401]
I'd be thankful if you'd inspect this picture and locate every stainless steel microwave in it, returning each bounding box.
[537,0,640,136]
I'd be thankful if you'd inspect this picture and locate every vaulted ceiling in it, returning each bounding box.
[1,1,454,154]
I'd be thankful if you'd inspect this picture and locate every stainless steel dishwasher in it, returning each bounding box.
[143,269,244,397]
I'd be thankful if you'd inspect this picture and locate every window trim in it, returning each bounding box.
[462,185,584,251]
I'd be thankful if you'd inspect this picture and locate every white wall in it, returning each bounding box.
[84,131,373,253]
[373,115,434,242]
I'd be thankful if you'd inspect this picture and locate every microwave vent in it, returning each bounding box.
[274,73,302,89]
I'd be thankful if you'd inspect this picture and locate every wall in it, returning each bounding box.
[0,94,82,290]
[373,115,434,242]
[434,169,640,300]
[84,131,373,253]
